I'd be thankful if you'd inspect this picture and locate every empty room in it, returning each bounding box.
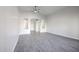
[0,6,79,52]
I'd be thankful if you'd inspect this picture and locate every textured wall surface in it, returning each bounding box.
[47,7,79,39]
[0,7,19,52]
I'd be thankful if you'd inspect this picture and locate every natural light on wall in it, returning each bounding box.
[23,18,46,34]
[24,19,46,34]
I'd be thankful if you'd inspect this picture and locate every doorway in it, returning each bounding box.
[30,19,41,34]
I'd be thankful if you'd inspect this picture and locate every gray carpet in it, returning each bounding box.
[14,32,79,52]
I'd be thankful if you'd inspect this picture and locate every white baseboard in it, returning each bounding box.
[47,32,79,40]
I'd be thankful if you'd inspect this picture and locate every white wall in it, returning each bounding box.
[19,12,46,34]
[47,7,79,39]
[0,7,19,52]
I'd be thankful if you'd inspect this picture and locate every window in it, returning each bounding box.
[24,18,28,29]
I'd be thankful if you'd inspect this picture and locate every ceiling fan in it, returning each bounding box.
[32,6,40,13]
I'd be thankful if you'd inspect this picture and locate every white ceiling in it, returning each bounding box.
[18,6,66,16]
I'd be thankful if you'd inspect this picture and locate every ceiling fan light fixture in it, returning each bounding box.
[34,10,38,13]
[32,6,40,13]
